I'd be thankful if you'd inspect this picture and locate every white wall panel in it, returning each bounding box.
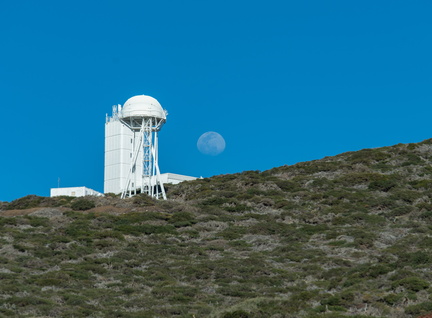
[104,119,134,194]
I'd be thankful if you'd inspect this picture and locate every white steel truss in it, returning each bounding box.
[120,117,166,200]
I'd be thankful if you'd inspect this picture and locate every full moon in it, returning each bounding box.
[197,131,226,156]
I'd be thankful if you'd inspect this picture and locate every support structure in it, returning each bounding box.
[120,116,166,199]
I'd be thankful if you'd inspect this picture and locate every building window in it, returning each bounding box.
[130,153,132,158]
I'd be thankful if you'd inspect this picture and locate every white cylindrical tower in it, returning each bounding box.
[115,95,167,199]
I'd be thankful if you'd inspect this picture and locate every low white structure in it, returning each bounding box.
[50,187,104,198]
[159,173,197,185]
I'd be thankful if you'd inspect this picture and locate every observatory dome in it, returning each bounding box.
[121,95,166,120]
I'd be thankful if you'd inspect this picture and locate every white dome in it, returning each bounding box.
[121,95,166,120]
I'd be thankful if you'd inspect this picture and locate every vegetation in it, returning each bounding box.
[2,139,432,317]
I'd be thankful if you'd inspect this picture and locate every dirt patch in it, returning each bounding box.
[87,205,130,214]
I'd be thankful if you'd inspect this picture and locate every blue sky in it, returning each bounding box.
[1,1,431,201]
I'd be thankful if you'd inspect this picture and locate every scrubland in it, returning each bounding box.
[2,139,432,317]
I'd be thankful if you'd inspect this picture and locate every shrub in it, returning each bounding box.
[336,172,384,187]
[346,229,376,248]
[50,195,75,207]
[300,224,329,235]
[6,195,43,210]
[274,200,299,210]
[404,301,432,315]
[411,179,432,190]
[368,175,398,192]
[389,269,416,281]
[349,149,391,164]
[310,178,333,189]
[321,296,342,306]
[345,212,386,225]
[223,310,250,318]
[393,276,429,292]
[218,284,254,298]
[168,212,196,227]
[200,197,228,206]
[402,153,423,166]
[22,215,49,228]
[389,206,413,217]
[63,294,88,306]
[389,190,422,204]
[0,217,18,226]
[219,226,247,240]
[298,161,340,173]
[224,203,249,212]
[71,198,95,211]
[275,180,302,192]
[419,211,432,220]
[383,293,404,305]
[34,278,64,287]
[114,224,176,236]
[398,251,430,266]
[133,193,155,206]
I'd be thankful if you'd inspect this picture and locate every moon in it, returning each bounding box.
[197,131,226,156]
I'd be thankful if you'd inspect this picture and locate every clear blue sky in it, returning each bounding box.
[1,1,431,202]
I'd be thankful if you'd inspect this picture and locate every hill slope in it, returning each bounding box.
[2,139,432,317]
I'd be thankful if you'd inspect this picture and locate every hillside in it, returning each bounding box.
[2,139,432,317]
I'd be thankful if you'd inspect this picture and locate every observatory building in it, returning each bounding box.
[104,95,196,199]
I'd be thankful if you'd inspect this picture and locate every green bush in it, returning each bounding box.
[321,295,342,306]
[114,224,176,236]
[297,161,340,173]
[275,180,302,192]
[419,211,432,220]
[411,179,432,190]
[133,193,155,206]
[6,195,43,210]
[336,172,384,187]
[398,251,430,266]
[218,284,254,298]
[0,217,18,226]
[167,212,196,227]
[383,293,403,305]
[368,175,398,192]
[392,276,429,292]
[344,212,386,225]
[402,153,423,166]
[349,149,391,164]
[71,198,95,211]
[404,301,432,315]
[25,215,49,227]
[346,229,376,248]
[34,278,64,287]
[389,190,422,204]
[224,202,249,212]
[389,206,413,217]
[223,310,250,318]
[219,226,247,240]
[200,197,228,206]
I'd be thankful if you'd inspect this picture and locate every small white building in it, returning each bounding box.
[159,173,197,185]
[50,187,104,198]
